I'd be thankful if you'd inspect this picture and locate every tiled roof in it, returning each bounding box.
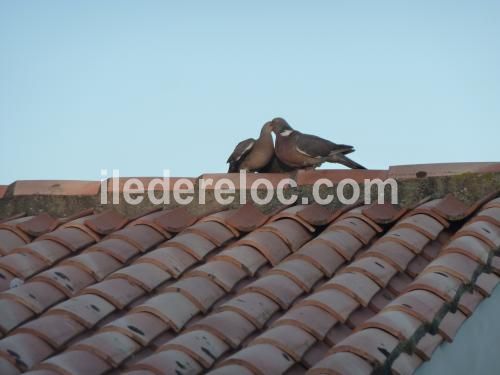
[0,189,498,375]
[0,163,500,375]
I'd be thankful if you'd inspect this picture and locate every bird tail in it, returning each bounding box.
[334,155,366,169]
[331,144,354,155]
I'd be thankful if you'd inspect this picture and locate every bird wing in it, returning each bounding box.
[295,132,353,159]
[227,138,256,164]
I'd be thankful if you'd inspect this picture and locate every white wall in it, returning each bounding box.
[416,285,500,375]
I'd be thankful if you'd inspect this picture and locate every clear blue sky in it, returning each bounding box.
[1,1,499,184]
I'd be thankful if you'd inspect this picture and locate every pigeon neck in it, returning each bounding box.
[278,129,294,137]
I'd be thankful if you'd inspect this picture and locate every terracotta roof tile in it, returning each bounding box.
[0,217,39,242]
[358,309,421,341]
[0,230,28,256]
[308,351,373,375]
[423,253,479,283]
[237,231,290,265]
[0,355,21,375]
[31,264,95,297]
[274,305,338,341]
[164,277,225,313]
[317,229,364,261]
[437,309,467,342]
[391,352,423,375]
[269,258,323,292]
[15,213,59,238]
[83,278,144,309]
[472,206,500,226]
[385,289,446,323]
[338,206,384,232]
[185,261,247,292]
[218,292,279,329]
[296,169,388,184]
[61,251,122,281]
[257,218,313,250]
[342,256,397,288]
[395,213,445,240]
[296,202,338,227]
[474,271,500,296]
[0,268,16,292]
[101,312,168,347]
[363,241,415,272]
[34,350,111,374]
[269,205,318,231]
[108,225,165,252]
[184,221,234,247]
[12,180,100,196]
[443,236,491,266]
[415,332,443,361]
[2,281,66,314]
[125,349,203,374]
[308,196,500,374]
[83,209,128,235]
[135,246,197,279]
[167,233,217,260]
[378,227,431,253]
[0,333,54,372]
[457,289,484,317]
[0,299,35,334]
[159,330,229,369]
[85,238,139,264]
[0,190,498,374]
[320,272,380,307]
[289,240,345,277]
[242,274,303,309]
[15,314,84,349]
[72,331,141,368]
[132,292,198,332]
[187,311,254,349]
[0,253,47,280]
[215,343,294,375]
[362,203,406,225]
[298,289,359,323]
[455,220,500,249]
[38,227,96,252]
[329,217,377,245]
[213,245,267,276]
[417,194,472,221]
[388,162,500,179]
[330,327,400,365]
[252,325,316,361]
[12,240,70,267]
[109,263,170,292]
[107,177,197,193]
[60,217,101,242]
[150,206,198,234]
[404,271,462,302]
[127,210,170,238]
[48,294,115,328]
[224,203,271,233]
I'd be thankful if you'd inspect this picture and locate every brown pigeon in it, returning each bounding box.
[270,117,366,169]
[227,122,275,172]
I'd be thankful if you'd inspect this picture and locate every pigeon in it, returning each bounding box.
[227,122,275,172]
[270,117,366,169]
